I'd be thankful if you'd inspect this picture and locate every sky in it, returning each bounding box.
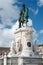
[0,0,43,47]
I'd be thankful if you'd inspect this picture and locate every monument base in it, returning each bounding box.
[18,57,41,65]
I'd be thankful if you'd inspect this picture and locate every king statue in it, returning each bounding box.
[19,4,29,28]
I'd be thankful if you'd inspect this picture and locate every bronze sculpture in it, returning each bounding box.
[19,4,28,28]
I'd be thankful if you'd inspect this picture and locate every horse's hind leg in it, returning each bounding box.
[22,21,24,26]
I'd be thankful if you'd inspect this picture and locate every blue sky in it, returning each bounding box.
[0,0,43,47]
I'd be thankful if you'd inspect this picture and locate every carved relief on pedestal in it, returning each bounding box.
[16,38,22,54]
[10,41,17,54]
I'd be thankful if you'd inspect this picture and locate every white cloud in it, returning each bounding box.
[27,19,32,26]
[33,29,43,44]
[0,0,20,27]
[0,28,15,47]
[37,0,43,7]
[0,0,20,47]
[33,28,38,42]
[11,20,19,33]
[34,9,38,15]
[39,30,43,34]
[0,20,19,47]
[0,24,4,29]
[29,8,38,15]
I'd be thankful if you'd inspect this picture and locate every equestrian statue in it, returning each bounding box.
[19,4,29,28]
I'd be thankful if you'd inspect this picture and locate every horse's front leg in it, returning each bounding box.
[19,21,21,28]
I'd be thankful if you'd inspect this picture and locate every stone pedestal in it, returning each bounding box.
[14,27,34,57]
[14,27,41,65]
[7,26,41,65]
